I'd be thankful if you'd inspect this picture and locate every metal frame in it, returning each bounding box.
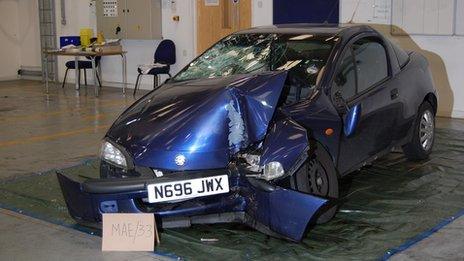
[38,0,58,89]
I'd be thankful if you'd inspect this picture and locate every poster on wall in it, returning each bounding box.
[103,0,118,17]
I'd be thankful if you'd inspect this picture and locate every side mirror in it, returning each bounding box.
[344,104,361,137]
[333,91,349,114]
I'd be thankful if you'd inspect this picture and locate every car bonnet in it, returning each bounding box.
[106,71,288,171]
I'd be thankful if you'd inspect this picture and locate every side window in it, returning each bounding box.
[352,38,388,93]
[333,49,357,100]
[391,41,409,68]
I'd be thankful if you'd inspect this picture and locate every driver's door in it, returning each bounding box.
[333,36,400,174]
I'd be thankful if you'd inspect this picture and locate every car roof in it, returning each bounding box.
[237,23,375,39]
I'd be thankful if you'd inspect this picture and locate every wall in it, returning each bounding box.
[340,0,464,118]
[0,0,20,80]
[252,0,273,26]
[17,0,42,69]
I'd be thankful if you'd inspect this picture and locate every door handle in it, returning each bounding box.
[390,88,399,100]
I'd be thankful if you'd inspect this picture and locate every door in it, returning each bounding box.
[333,36,400,174]
[196,0,251,54]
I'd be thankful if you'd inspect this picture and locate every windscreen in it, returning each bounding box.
[172,33,336,103]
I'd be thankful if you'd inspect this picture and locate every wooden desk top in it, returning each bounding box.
[44,50,127,56]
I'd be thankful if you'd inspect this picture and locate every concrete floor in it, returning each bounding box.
[0,80,463,260]
[0,80,136,180]
[0,208,166,261]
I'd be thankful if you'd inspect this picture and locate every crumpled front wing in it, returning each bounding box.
[57,172,327,241]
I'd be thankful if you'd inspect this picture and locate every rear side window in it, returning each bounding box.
[391,41,409,68]
[352,38,389,93]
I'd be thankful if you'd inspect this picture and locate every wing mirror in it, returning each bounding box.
[333,91,349,114]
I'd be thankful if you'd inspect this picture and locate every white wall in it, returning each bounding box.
[0,0,20,80]
[252,0,273,26]
[17,0,41,69]
[340,0,464,118]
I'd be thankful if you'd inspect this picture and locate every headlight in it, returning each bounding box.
[262,161,285,181]
[101,141,127,168]
[239,153,261,172]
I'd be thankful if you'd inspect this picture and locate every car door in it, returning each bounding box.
[333,35,401,175]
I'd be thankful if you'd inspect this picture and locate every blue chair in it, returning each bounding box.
[62,56,102,88]
[134,39,176,96]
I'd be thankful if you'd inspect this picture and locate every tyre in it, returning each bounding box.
[291,144,339,224]
[402,102,435,161]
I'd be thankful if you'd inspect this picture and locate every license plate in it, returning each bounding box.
[147,175,229,203]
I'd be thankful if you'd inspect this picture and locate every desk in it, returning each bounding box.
[43,50,127,96]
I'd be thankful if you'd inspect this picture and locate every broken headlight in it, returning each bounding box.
[239,153,261,172]
[262,161,285,181]
[101,141,127,169]
[238,153,285,181]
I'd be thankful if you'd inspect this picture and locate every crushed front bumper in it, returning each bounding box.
[56,169,327,241]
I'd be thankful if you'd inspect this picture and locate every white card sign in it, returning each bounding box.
[102,213,159,251]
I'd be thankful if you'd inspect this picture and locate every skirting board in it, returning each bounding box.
[0,76,19,81]
[101,80,155,91]
[451,110,464,119]
[437,110,464,119]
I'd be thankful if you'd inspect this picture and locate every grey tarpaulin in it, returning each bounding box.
[1,128,463,260]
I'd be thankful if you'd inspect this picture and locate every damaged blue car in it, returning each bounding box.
[57,24,437,241]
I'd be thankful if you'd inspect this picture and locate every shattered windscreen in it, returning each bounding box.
[173,33,336,102]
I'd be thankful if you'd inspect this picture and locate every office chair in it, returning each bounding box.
[62,38,102,89]
[134,39,176,96]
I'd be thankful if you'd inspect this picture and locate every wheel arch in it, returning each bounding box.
[309,138,341,180]
[424,92,438,115]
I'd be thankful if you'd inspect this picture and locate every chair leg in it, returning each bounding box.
[62,68,69,88]
[153,75,159,89]
[134,73,142,96]
[84,69,87,86]
[78,69,81,86]
[96,71,102,87]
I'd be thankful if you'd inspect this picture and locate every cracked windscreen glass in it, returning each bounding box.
[172,33,336,102]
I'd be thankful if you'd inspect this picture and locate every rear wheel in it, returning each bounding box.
[291,145,339,224]
[403,102,435,160]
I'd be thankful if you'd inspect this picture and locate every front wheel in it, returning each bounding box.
[291,144,339,224]
[402,101,435,160]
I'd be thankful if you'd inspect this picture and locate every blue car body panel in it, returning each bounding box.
[259,115,309,172]
[57,172,327,241]
[344,104,361,137]
[107,71,288,171]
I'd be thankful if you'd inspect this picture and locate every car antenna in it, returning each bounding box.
[324,0,340,24]
[347,0,362,24]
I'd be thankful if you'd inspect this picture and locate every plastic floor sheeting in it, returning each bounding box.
[1,128,463,260]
